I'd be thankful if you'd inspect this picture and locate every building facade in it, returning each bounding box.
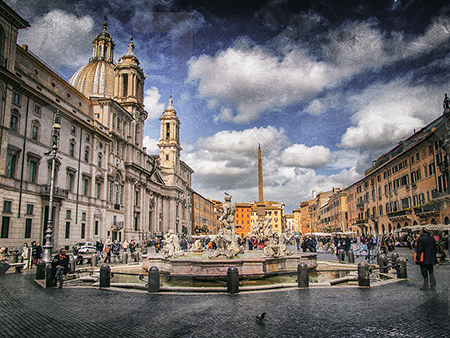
[192,192,217,235]
[234,202,252,238]
[0,3,192,250]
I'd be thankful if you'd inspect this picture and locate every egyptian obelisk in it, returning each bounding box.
[257,144,266,219]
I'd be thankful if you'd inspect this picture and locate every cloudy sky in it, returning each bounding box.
[6,0,450,213]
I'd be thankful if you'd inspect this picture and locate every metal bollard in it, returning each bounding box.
[347,250,355,264]
[70,257,76,272]
[36,261,46,280]
[91,253,97,267]
[396,257,407,279]
[378,254,388,274]
[100,264,111,287]
[391,252,399,263]
[45,265,55,288]
[358,261,370,287]
[297,262,309,288]
[148,266,160,292]
[122,252,128,265]
[227,266,239,294]
[338,249,346,262]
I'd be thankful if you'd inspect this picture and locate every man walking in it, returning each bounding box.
[96,239,104,262]
[416,227,437,291]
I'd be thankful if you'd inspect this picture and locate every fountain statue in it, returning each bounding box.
[189,239,204,253]
[249,217,294,258]
[161,229,184,259]
[211,194,243,258]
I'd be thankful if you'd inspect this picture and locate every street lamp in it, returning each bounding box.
[42,110,61,264]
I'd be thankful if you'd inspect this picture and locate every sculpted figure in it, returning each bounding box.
[189,239,204,253]
[444,93,450,111]
[161,229,184,259]
[279,228,294,256]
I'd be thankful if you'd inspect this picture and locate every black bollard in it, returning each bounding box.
[297,262,309,288]
[227,266,239,294]
[391,252,399,263]
[36,260,46,280]
[338,249,346,262]
[348,250,355,264]
[100,264,111,287]
[122,252,128,265]
[378,254,388,273]
[45,265,55,288]
[358,261,370,287]
[396,257,407,279]
[148,266,160,292]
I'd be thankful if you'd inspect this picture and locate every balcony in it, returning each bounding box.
[355,218,368,225]
[387,209,412,220]
[413,203,440,215]
[356,202,364,210]
[432,190,449,200]
[111,221,124,231]
[40,184,68,199]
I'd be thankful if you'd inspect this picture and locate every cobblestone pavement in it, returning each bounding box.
[0,248,449,338]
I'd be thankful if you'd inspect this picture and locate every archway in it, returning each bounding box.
[381,224,385,233]
[431,218,437,225]
[445,217,450,225]
[388,224,392,233]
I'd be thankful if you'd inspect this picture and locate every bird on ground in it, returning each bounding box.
[256,312,266,321]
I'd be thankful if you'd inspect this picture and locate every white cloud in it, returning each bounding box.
[18,10,94,71]
[144,86,166,120]
[279,144,331,169]
[143,136,159,155]
[340,79,444,150]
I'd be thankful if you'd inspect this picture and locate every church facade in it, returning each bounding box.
[0,1,193,250]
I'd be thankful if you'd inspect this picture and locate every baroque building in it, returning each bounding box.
[0,2,193,250]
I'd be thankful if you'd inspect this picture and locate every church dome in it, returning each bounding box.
[69,21,115,98]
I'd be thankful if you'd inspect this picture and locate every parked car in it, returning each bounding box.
[78,242,96,255]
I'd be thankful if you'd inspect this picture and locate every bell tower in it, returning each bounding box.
[114,36,146,148]
[158,96,181,186]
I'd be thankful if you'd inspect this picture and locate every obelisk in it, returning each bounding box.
[257,144,266,219]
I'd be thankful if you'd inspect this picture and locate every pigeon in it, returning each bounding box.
[256,312,266,321]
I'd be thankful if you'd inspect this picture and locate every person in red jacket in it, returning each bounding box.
[416,227,438,291]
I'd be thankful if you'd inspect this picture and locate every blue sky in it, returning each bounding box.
[6,0,450,213]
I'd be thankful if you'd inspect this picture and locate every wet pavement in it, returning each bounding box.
[0,247,448,338]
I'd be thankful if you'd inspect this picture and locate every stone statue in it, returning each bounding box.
[161,229,184,259]
[209,229,234,259]
[278,228,294,256]
[189,239,204,253]
[219,194,236,233]
[444,93,450,112]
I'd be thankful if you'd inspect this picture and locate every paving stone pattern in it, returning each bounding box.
[0,248,448,338]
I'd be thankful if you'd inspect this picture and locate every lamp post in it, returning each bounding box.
[42,111,61,264]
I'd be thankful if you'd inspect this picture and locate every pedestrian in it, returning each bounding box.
[51,248,70,289]
[129,239,137,261]
[21,243,30,269]
[295,236,300,251]
[103,243,111,263]
[416,227,437,291]
[154,237,161,253]
[0,247,10,275]
[141,240,147,255]
[96,239,104,262]
[112,239,121,262]
[122,239,129,252]
[180,237,188,252]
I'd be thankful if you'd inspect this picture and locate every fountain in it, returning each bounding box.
[142,195,318,279]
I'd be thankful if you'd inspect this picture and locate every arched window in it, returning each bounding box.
[431,218,437,225]
[31,120,40,141]
[388,224,392,233]
[445,216,450,225]
[97,153,102,167]
[381,224,385,233]
[84,146,90,162]
[0,24,5,65]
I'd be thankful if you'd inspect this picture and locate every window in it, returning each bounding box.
[6,153,17,178]
[3,201,12,213]
[116,140,119,156]
[24,219,32,238]
[86,134,90,142]
[68,173,74,193]
[12,92,20,105]
[429,163,435,176]
[135,190,139,205]
[1,216,10,238]
[94,113,100,119]
[84,147,89,162]
[411,155,415,164]
[94,220,99,236]
[69,142,75,157]
[81,223,85,239]
[10,113,19,132]
[83,178,89,196]
[416,153,420,162]
[65,222,70,238]
[26,204,34,215]
[70,125,76,135]
[66,210,71,219]
[97,154,102,167]
[28,160,38,183]
[31,124,39,140]
[33,104,41,116]
[121,144,124,158]
[96,182,101,199]
[81,212,86,221]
